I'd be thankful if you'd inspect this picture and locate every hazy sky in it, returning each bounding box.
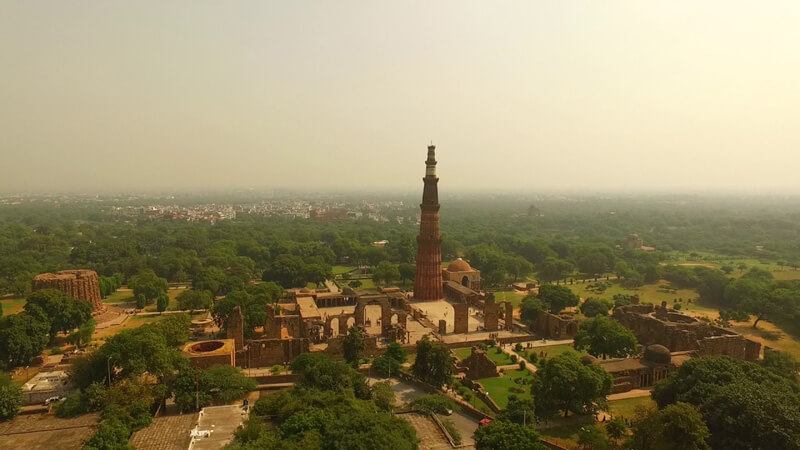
[2,2,799,194]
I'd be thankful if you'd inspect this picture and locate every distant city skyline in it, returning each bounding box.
[2,1,800,193]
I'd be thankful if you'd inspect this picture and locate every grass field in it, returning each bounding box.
[0,296,26,315]
[532,344,587,360]
[453,346,515,366]
[333,265,356,275]
[92,315,167,340]
[493,290,527,308]
[607,396,655,418]
[104,287,188,311]
[477,369,533,409]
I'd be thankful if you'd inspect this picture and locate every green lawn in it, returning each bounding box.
[538,423,584,448]
[0,296,26,315]
[477,369,533,409]
[453,347,515,366]
[333,265,356,275]
[532,344,587,360]
[493,290,527,308]
[607,396,655,418]
[104,289,134,304]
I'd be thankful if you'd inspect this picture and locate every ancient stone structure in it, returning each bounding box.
[413,144,444,301]
[484,296,499,331]
[183,339,236,369]
[444,281,480,305]
[613,303,761,361]
[453,302,469,334]
[592,344,694,394]
[438,319,447,335]
[442,258,481,291]
[227,306,245,351]
[504,301,514,331]
[458,347,498,380]
[33,270,105,313]
[532,311,578,339]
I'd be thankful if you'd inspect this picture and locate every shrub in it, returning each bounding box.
[515,343,523,352]
[409,394,460,415]
[511,354,518,363]
[519,360,526,370]
[441,417,462,445]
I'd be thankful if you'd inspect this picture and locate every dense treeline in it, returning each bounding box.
[3,195,800,295]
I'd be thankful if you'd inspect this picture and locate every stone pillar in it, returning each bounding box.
[439,319,447,335]
[227,306,245,351]
[484,297,499,332]
[453,303,469,334]
[505,302,514,331]
[265,306,282,339]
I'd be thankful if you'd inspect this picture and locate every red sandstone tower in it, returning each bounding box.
[413,144,444,301]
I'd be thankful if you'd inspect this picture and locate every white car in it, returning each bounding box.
[44,396,65,405]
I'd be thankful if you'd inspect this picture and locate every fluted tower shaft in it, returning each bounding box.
[414,145,443,300]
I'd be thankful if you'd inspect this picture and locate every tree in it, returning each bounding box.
[409,394,460,414]
[176,289,212,313]
[0,383,22,422]
[537,284,579,314]
[398,263,415,284]
[67,318,96,348]
[573,316,638,359]
[128,269,168,302]
[505,255,534,281]
[537,258,574,283]
[193,266,227,295]
[520,295,546,326]
[605,417,627,444]
[760,350,800,383]
[0,309,50,366]
[373,381,395,412]
[83,417,133,450]
[342,326,365,367]
[153,313,191,347]
[372,261,400,286]
[24,289,92,342]
[628,403,709,450]
[92,325,185,385]
[497,395,536,425]
[135,294,147,309]
[211,290,267,338]
[651,356,800,450]
[577,425,608,450]
[156,293,168,312]
[412,335,455,388]
[474,420,548,450]
[531,351,612,418]
[580,298,613,318]
[263,254,307,288]
[290,353,371,399]
[373,342,406,377]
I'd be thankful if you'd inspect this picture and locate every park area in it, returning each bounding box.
[476,369,533,409]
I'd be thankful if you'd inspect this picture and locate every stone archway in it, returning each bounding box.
[354,297,392,337]
[328,317,340,337]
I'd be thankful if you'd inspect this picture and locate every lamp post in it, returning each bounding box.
[106,356,113,387]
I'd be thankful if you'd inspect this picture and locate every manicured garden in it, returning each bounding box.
[477,369,533,409]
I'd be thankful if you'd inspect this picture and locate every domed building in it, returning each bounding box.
[442,258,481,291]
[597,345,694,394]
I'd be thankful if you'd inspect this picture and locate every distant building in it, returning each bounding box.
[21,370,73,405]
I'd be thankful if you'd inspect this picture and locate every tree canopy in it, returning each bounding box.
[573,316,638,359]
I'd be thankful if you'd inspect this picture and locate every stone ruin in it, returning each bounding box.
[32,269,105,313]
[531,310,578,339]
[458,346,498,380]
[613,302,761,361]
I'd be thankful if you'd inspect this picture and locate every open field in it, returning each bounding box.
[493,290,527,308]
[0,296,26,315]
[333,265,356,275]
[607,396,655,418]
[530,344,587,360]
[477,369,533,409]
[92,314,168,340]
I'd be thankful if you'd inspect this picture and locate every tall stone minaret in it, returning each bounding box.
[413,144,443,301]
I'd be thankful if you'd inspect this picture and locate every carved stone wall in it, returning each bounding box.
[33,270,105,313]
[453,302,469,334]
[613,304,761,361]
[240,338,309,367]
[534,311,578,339]
[227,306,245,351]
[484,297,499,332]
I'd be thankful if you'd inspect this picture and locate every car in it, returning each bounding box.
[44,396,66,405]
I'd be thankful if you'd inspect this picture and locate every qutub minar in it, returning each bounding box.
[413,144,444,300]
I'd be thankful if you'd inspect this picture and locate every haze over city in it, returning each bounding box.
[2,1,800,193]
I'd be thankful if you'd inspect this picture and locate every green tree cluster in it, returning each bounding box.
[412,335,455,388]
